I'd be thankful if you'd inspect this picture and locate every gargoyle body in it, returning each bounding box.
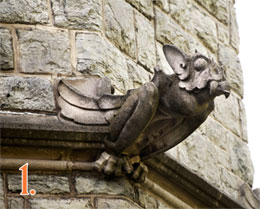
[57,45,230,180]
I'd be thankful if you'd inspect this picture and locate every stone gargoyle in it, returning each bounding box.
[57,44,230,182]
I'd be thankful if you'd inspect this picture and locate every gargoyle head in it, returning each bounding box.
[163,45,230,98]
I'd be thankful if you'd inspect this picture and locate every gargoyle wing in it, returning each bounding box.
[57,78,127,126]
[139,106,213,159]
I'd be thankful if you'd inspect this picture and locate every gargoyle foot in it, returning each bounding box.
[94,152,133,176]
[128,156,148,183]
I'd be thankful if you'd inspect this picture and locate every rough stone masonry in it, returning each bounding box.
[0,0,254,208]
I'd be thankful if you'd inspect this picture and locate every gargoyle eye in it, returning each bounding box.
[193,58,208,71]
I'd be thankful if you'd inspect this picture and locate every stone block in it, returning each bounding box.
[75,175,135,200]
[228,136,254,185]
[154,0,170,13]
[97,198,141,209]
[217,24,229,45]
[126,0,154,19]
[135,11,156,70]
[194,0,229,25]
[213,93,241,136]
[230,5,240,51]
[8,198,23,209]
[0,0,48,24]
[155,8,208,56]
[104,0,136,58]
[177,131,221,186]
[219,46,243,97]
[138,187,158,209]
[51,0,102,30]
[0,28,14,70]
[127,59,151,89]
[220,167,244,200]
[239,101,248,142]
[17,29,71,75]
[76,33,131,93]
[169,0,217,53]
[8,175,70,194]
[199,117,230,151]
[29,198,92,209]
[0,76,56,112]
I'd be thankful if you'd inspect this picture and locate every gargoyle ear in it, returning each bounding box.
[163,45,189,80]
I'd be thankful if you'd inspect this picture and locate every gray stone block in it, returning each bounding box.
[194,0,229,25]
[52,0,102,31]
[126,0,154,19]
[213,93,241,136]
[0,28,14,70]
[8,175,70,194]
[177,131,221,186]
[0,76,56,112]
[29,198,92,209]
[127,59,151,89]
[230,6,240,51]
[104,0,136,59]
[155,8,208,56]
[8,198,23,209]
[0,0,48,24]
[219,46,243,97]
[97,198,141,209]
[169,0,217,53]
[76,33,131,93]
[17,29,71,75]
[135,11,156,70]
[75,175,135,199]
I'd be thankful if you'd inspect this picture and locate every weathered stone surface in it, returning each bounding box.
[126,0,154,18]
[127,60,151,89]
[239,101,248,142]
[135,11,156,70]
[8,198,23,209]
[155,8,208,56]
[217,24,229,45]
[75,175,135,199]
[220,167,244,199]
[76,33,131,93]
[0,76,55,112]
[177,131,221,186]
[30,198,92,209]
[0,175,4,209]
[213,94,241,136]
[97,198,141,209]
[104,0,136,58]
[17,29,71,75]
[169,0,218,53]
[52,0,102,30]
[219,46,243,97]
[0,0,48,24]
[199,116,230,151]
[0,28,14,70]
[8,175,70,194]
[194,0,229,24]
[158,201,172,209]
[230,5,240,51]
[138,188,158,209]
[154,0,170,13]
[228,136,254,185]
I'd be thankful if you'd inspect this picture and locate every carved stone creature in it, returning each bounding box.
[57,45,230,181]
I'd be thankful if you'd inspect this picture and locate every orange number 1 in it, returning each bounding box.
[19,163,36,196]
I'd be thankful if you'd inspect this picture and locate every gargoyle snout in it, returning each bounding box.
[210,80,230,98]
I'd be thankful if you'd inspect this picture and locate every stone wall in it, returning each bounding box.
[0,0,254,205]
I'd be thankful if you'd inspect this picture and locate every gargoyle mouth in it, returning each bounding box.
[210,80,230,98]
